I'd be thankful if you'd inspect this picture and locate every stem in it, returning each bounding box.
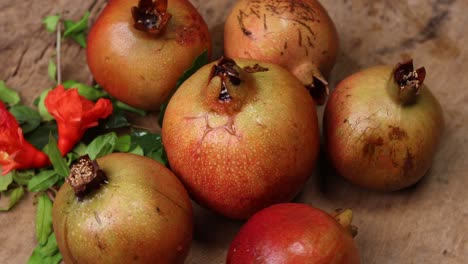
[56,22,62,85]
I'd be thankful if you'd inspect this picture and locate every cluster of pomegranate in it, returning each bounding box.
[52,0,443,263]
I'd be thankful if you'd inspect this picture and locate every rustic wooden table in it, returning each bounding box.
[1,0,467,263]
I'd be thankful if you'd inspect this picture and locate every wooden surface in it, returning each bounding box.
[1,0,467,263]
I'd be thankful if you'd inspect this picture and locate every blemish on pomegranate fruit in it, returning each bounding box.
[244,64,269,73]
[263,14,268,30]
[95,233,107,251]
[362,137,384,157]
[403,148,414,177]
[237,10,253,37]
[388,126,408,141]
[298,29,303,47]
[94,211,102,225]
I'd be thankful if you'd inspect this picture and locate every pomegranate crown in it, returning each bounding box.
[393,59,426,104]
[132,0,172,36]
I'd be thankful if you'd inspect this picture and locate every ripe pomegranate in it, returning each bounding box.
[224,0,339,104]
[162,57,320,219]
[52,153,193,264]
[227,203,360,264]
[324,59,444,191]
[87,0,211,110]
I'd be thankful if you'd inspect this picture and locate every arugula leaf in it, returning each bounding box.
[86,132,118,159]
[129,145,144,156]
[45,135,69,178]
[0,186,24,211]
[12,170,35,186]
[35,194,53,246]
[27,170,59,192]
[63,11,90,37]
[115,135,131,152]
[36,88,54,121]
[62,80,107,101]
[42,15,61,33]
[48,59,57,82]
[9,105,41,133]
[0,171,13,191]
[0,80,20,105]
[25,122,58,150]
[158,50,208,126]
[114,101,146,116]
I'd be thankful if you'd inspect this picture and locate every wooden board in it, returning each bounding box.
[1,0,467,263]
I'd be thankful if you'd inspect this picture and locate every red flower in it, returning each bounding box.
[45,85,113,155]
[0,102,49,175]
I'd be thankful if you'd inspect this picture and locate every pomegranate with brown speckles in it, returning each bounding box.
[162,58,320,219]
[53,153,193,264]
[87,0,211,110]
[324,59,444,191]
[227,203,360,264]
[224,0,339,105]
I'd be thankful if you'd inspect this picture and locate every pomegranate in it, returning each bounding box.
[227,203,360,264]
[52,153,193,263]
[87,0,211,110]
[324,59,444,191]
[224,0,339,104]
[162,57,320,219]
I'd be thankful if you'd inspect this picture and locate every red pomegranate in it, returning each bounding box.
[227,203,360,264]
[162,57,320,219]
[87,0,211,110]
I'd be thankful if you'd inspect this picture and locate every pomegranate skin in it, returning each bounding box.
[224,0,338,87]
[162,58,320,219]
[52,153,193,264]
[87,0,211,110]
[227,203,360,264]
[324,65,444,191]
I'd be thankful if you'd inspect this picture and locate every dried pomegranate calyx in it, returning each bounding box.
[67,155,108,199]
[306,75,329,106]
[210,57,242,102]
[132,0,172,36]
[393,59,426,104]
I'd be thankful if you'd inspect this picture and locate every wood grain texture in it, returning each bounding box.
[0,0,467,263]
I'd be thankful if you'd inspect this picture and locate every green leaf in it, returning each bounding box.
[0,80,20,105]
[9,105,42,133]
[72,142,87,157]
[12,170,35,186]
[115,135,131,152]
[147,147,168,166]
[42,15,60,33]
[25,122,58,150]
[62,80,107,101]
[0,186,24,211]
[129,145,144,156]
[130,130,163,155]
[36,88,54,121]
[114,101,146,116]
[63,11,90,37]
[28,248,62,264]
[36,194,53,245]
[69,33,87,48]
[45,135,69,178]
[27,170,59,192]
[37,233,59,257]
[102,110,130,129]
[0,171,13,191]
[48,60,57,82]
[158,50,208,126]
[86,132,118,159]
